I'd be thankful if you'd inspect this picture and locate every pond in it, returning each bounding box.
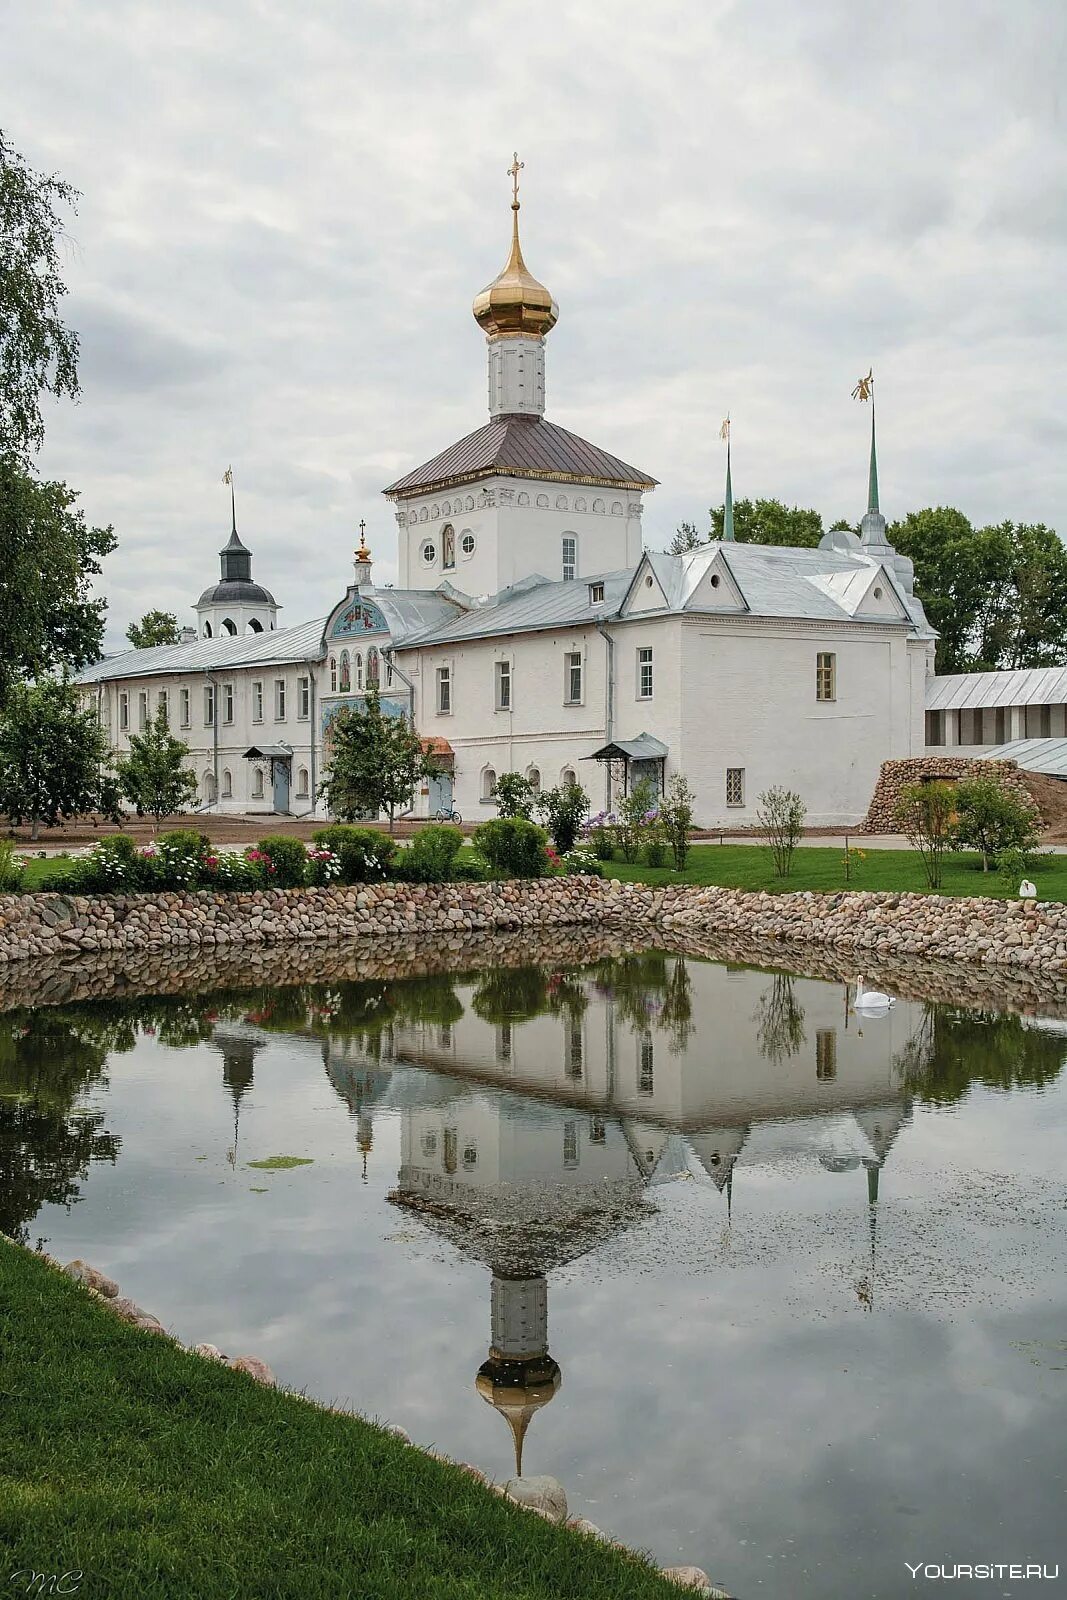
[2,946,1065,1599]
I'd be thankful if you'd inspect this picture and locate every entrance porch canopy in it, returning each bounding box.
[243,745,293,761]
[583,732,667,796]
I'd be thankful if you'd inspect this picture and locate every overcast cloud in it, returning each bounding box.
[3,0,1065,645]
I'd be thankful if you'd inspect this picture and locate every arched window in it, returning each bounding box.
[296,766,309,798]
[526,765,541,794]
[252,768,264,799]
[202,771,217,804]
[202,621,213,638]
[482,766,497,802]
[339,650,351,693]
[222,618,237,636]
[561,766,576,788]
[329,655,337,692]
[354,651,364,691]
[222,768,232,798]
[442,523,456,569]
[247,617,263,633]
[367,646,380,686]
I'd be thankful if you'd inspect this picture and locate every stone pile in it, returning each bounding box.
[861,756,1035,833]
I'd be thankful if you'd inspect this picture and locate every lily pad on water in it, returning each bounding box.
[247,1155,315,1171]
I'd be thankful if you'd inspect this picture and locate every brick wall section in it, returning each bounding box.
[3,877,1067,976]
[861,756,1038,833]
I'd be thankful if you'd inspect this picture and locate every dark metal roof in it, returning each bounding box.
[383,414,657,498]
[198,580,277,606]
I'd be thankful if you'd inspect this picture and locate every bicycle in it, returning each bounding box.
[432,806,463,825]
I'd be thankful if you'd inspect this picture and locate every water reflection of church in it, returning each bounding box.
[313,958,921,1473]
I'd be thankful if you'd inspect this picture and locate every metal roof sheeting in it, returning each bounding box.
[383,414,657,497]
[926,667,1067,712]
[75,616,329,683]
[408,569,632,646]
[982,738,1067,777]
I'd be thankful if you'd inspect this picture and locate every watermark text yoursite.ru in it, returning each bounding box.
[906,1563,1059,1582]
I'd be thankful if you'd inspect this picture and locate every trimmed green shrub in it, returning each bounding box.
[534,781,588,854]
[257,835,309,889]
[312,825,395,883]
[393,825,465,883]
[473,817,548,878]
[158,829,210,860]
[451,854,492,882]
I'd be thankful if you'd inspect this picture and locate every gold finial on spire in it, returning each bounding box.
[508,151,524,209]
[719,414,731,441]
[355,517,371,562]
[852,368,874,402]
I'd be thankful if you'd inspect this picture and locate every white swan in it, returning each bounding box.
[1019,879,1037,899]
[853,976,894,1012]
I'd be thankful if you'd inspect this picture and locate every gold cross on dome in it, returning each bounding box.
[359,519,367,538]
[508,152,524,206]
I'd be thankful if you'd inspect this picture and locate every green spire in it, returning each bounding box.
[867,402,880,516]
[723,438,735,542]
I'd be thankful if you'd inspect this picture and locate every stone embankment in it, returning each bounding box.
[4,876,1067,979]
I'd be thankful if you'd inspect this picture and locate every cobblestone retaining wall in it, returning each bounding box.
[2,878,1067,985]
[862,756,1035,832]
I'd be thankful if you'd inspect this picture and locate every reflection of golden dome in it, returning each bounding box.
[472,157,558,340]
[476,1356,562,1476]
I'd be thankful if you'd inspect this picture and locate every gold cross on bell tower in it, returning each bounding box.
[508,151,524,208]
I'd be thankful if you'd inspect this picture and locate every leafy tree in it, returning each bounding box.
[116,703,198,833]
[535,780,589,853]
[755,786,806,877]
[319,688,437,830]
[669,521,706,553]
[894,780,956,890]
[0,676,122,840]
[711,497,823,547]
[126,610,181,649]
[659,773,696,869]
[614,778,660,863]
[493,771,535,819]
[0,133,115,708]
[952,774,1041,871]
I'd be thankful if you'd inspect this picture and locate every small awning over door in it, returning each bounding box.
[584,734,668,764]
[243,745,293,761]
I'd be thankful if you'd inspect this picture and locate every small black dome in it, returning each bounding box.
[198,580,277,606]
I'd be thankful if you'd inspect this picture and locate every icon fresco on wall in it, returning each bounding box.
[331,598,389,637]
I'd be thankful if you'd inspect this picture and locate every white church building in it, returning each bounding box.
[79,170,938,827]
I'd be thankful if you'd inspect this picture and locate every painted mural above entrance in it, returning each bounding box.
[331,596,389,637]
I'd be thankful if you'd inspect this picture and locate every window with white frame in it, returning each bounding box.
[589,581,604,604]
[252,680,263,722]
[436,665,451,715]
[561,535,577,582]
[637,646,653,700]
[204,684,215,726]
[252,767,264,799]
[157,689,168,724]
[222,684,234,724]
[726,767,745,807]
[421,540,436,566]
[639,1034,654,1094]
[495,659,511,711]
[274,678,286,720]
[816,652,836,702]
[566,1018,583,1079]
[119,691,129,731]
[564,650,583,704]
[482,766,497,801]
[297,766,309,798]
[298,677,310,719]
[328,656,337,693]
[221,768,232,799]
[563,1120,579,1168]
[460,531,476,557]
[180,687,190,727]
[138,690,148,730]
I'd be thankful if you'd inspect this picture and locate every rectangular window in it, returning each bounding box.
[496,660,511,712]
[119,691,129,732]
[497,1022,512,1065]
[562,536,577,582]
[223,684,234,725]
[180,687,191,728]
[637,646,653,700]
[298,676,310,719]
[138,690,148,730]
[589,581,605,604]
[274,678,286,720]
[157,689,168,725]
[563,1120,579,1168]
[564,651,583,705]
[925,710,944,747]
[638,1035,654,1095]
[252,680,263,722]
[589,1115,606,1145]
[726,767,745,807]
[204,684,215,727]
[816,1030,837,1081]
[567,1019,583,1079]
[436,665,452,715]
[816,651,836,702]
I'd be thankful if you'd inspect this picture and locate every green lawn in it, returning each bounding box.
[605,842,1067,900]
[0,1243,683,1600]
[14,855,75,890]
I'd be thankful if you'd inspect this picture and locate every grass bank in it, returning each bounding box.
[605,843,1067,900]
[0,1244,682,1600]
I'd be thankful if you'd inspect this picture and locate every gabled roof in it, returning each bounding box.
[383,413,657,499]
[403,569,632,647]
[927,666,1067,712]
[75,616,329,683]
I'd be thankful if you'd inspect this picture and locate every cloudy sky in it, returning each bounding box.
[4,0,1065,645]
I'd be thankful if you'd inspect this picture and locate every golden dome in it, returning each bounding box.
[476,1357,562,1477]
[472,155,558,340]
